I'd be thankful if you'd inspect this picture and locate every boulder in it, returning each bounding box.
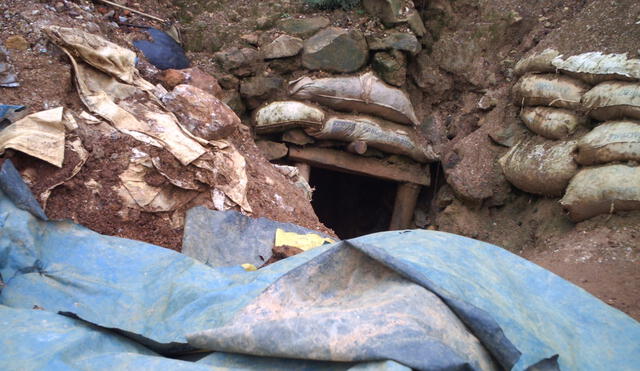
[214,47,261,74]
[219,89,246,117]
[372,50,406,87]
[240,75,285,109]
[277,16,330,38]
[302,27,368,73]
[162,84,239,140]
[362,0,426,36]
[159,68,222,97]
[255,140,288,160]
[262,35,303,59]
[366,32,420,55]
[411,51,453,96]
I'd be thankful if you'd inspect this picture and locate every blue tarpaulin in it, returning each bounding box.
[0,189,638,370]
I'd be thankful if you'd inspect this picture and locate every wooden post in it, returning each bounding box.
[295,162,311,182]
[389,182,421,230]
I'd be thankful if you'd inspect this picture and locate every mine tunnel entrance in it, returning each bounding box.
[308,167,398,239]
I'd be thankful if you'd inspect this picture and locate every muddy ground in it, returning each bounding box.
[1,0,638,320]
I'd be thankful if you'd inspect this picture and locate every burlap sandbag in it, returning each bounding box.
[254,101,325,134]
[576,120,640,165]
[305,115,437,163]
[560,164,640,221]
[581,81,640,121]
[499,138,578,196]
[289,72,419,126]
[514,48,560,76]
[513,74,588,110]
[520,106,586,140]
[551,52,640,84]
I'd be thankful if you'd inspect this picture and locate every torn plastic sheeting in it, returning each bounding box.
[182,207,334,268]
[306,115,437,163]
[193,344,411,371]
[44,25,139,84]
[0,159,47,220]
[133,27,190,71]
[45,26,207,166]
[0,107,65,168]
[274,228,335,251]
[117,148,199,212]
[192,146,252,213]
[1,190,639,369]
[0,105,25,127]
[188,245,501,370]
[40,137,89,209]
[289,72,420,126]
[0,305,212,371]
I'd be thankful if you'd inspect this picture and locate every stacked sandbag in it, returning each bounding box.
[581,82,640,121]
[253,71,435,165]
[511,49,640,220]
[520,107,586,140]
[560,165,640,221]
[289,72,420,126]
[305,115,436,163]
[254,101,325,134]
[576,120,640,165]
[499,138,578,197]
[512,74,588,110]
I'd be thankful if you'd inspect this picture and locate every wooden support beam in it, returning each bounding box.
[295,162,311,182]
[288,147,430,186]
[389,183,421,230]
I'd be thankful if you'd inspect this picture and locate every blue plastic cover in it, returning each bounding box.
[0,189,638,370]
[132,27,189,70]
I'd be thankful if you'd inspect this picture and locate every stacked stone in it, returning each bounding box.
[502,50,640,221]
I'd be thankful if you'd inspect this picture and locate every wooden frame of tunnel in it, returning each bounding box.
[288,146,430,231]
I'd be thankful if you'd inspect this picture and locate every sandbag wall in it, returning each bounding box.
[503,50,640,221]
[253,71,435,164]
[248,70,437,206]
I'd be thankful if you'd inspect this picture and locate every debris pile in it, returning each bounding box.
[504,49,640,221]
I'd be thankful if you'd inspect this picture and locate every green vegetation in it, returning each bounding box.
[303,0,361,10]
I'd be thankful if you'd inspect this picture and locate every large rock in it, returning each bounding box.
[362,0,426,37]
[372,50,406,87]
[410,51,453,96]
[159,68,222,97]
[162,84,239,140]
[302,27,368,73]
[277,16,330,38]
[214,47,262,75]
[240,75,285,109]
[367,32,420,55]
[262,35,303,59]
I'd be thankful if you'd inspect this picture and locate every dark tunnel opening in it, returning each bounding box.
[308,167,397,240]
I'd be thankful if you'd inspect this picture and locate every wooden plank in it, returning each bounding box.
[288,147,430,186]
[389,183,421,230]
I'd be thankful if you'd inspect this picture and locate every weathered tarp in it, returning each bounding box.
[182,206,334,268]
[0,189,639,370]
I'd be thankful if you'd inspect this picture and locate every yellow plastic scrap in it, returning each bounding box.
[274,228,336,251]
[241,263,257,271]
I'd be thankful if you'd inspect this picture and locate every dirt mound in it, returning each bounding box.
[0,0,331,250]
